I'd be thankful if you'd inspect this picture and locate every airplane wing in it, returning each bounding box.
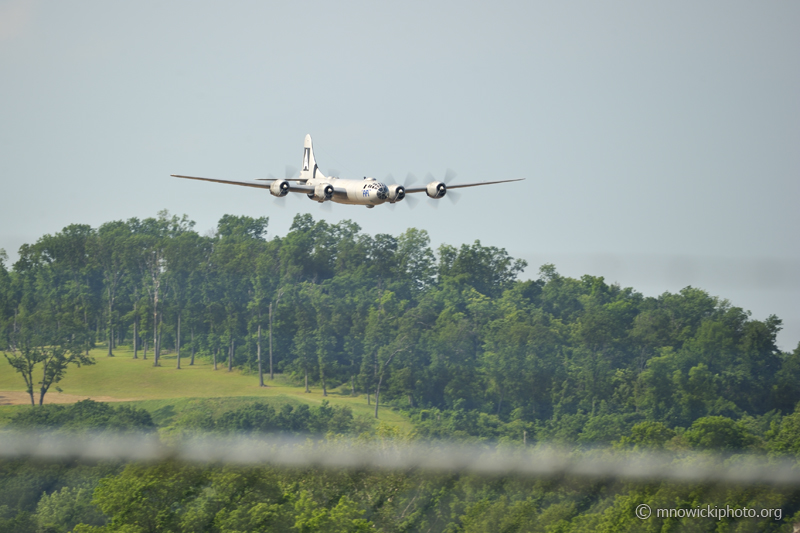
[170,175,316,193]
[404,178,524,193]
[171,175,271,189]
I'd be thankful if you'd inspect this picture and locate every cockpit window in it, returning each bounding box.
[363,181,388,198]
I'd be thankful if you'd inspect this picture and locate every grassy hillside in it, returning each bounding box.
[0,346,411,431]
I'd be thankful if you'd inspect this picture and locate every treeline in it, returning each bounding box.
[1,210,797,427]
[1,210,798,423]
[5,398,367,438]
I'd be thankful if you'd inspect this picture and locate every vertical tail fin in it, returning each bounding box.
[299,134,323,181]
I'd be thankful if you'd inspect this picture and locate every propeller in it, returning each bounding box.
[285,165,299,180]
[425,169,461,207]
[424,173,441,209]
[405,194,420,209]
[267,173,287,209]
[386,173,420,210]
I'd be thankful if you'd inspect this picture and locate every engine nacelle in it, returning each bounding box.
[270,180,290,197]
[387,184,406,203]
[426,181,446,199]
[310,183,334,202]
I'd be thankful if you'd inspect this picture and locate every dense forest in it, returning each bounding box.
[2,211,800,532]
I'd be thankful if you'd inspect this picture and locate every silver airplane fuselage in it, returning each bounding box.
[304,176,390,206]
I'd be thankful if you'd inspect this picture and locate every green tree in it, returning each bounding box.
[437,240,527,298]
[3,307,94,406]
[90,221,132,357]
[293,491,371,533]
[0,249,14,350]
[617,421,676,450]
[164,231,208,369]
[766,404,800,456]
[210,214,268,372]
[91,463,205,533]
[35,485,106,532]
[684,416,752,451]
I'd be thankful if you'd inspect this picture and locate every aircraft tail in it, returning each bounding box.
[299,134,322,181]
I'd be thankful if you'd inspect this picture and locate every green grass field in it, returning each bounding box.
[0,346,412,431]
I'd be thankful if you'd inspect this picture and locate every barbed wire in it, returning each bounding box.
[1,431,799,486]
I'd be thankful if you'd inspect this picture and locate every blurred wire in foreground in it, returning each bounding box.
[2,431,800,486]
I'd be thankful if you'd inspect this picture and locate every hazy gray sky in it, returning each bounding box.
[1,1,798,348]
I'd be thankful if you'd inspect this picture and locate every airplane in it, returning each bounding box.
[171,135,524,208]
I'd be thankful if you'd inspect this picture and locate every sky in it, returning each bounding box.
[1,1,798,348]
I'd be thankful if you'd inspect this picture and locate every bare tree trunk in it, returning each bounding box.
[153,294,158,366]
[267,292,283,380]
[39,358,48,406]
[133,310,138,359]
[374,346,404,419]
[258,324,264,387]
[213,346,217,370]
[228,337,234,372]
[85,309,91,356]
[374,379,382,418]
[176,313,181,369]
[367,391,370,405]
[154,312,162,367]
[304,369,309,393]
[151,260,160,365]
[319,349,328,397]
[269,302,274,380]
[351,375,356,396]
[159,313,163,361]
[110,287,116,351]
[143,339,147,360]
[190,328,195,365]
[107,289,113,355]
